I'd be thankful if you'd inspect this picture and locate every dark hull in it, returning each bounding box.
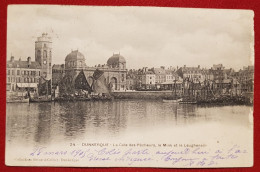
[29,96,52,103]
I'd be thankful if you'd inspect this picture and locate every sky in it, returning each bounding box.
[7,5,254,70]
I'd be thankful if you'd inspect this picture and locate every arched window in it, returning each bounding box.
[43,50,47,58]
[37,50,41,61]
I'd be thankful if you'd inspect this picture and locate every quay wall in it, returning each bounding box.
[111,91,174,99]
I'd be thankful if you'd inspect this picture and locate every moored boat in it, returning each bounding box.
[29,95,52,102]
[163,98,182,103]
[6,91,29,103]
[179,101,197,104]
[7,97,29,103]
[162,80,181,103]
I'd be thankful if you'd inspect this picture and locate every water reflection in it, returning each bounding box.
[6,100,251,146]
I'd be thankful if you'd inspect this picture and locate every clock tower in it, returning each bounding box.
[35,33,52,80]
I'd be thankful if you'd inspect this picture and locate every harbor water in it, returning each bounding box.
[6,100,253,146]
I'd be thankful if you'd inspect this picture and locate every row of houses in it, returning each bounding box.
[126,64,254,95]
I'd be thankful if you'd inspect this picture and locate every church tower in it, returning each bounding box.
[35,33,52,80]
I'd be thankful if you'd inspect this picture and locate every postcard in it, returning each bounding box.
[5,5,254,168]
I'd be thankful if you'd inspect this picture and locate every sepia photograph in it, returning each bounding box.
[6,5,254,168]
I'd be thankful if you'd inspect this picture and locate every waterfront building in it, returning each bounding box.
[176,65,204,82]
[140,71,156,89]
[152,66,166,84]
[6,33,52,92]
[237,65,254,93]
[126,77,135,90]
[6,56,41,92]
[141,71,156,85]
[58,51,127,95]
[165,69,174,83]
[126,69,139,90]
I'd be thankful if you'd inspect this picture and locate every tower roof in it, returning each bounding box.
[107,53,126,66]
[65,50,85,61]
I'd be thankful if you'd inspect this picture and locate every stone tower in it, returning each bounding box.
[35,33,52,80]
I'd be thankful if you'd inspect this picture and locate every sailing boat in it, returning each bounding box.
[91,69,113,101]
[163,81,182,103]
[179,79,197,104]
[30,78,52,102]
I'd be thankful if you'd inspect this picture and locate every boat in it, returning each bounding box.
[30,95,52,102]
[91,69,114,101]
[7,97,29,103]
[29,78,52,102]
[179,101,197,104]
[162,80,181,103]
[6,91,29,103]
[163,98,182,103]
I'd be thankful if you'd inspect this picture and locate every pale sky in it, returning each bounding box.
[7,5,254,70]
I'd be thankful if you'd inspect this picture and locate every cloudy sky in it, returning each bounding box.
[7,5,254,70]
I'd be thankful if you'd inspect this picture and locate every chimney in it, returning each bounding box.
[27,57,31,65]
[198,65,200,69]
[160,66,165,70]
[10,56,14,62]
[184,65,186,68]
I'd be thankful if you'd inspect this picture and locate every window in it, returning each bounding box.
[37,50,41,61]
[43,50,47,58]
[8,77,10,82]
[17,70,20,75]
[7,70,10,75]
[122,74,125,81]
[39,71,41,76]
[12,70,14,75]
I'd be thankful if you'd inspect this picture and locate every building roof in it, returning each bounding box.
[144,71,155,75]
[7,60,41,69]
[165,69,173,75]
[107,53,126,65]
[65,50,85,61]
[52,64,65,70]
[152,68,166,74]
[182,67,201,72]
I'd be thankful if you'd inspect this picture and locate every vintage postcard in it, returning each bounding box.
[6,5,254,168]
